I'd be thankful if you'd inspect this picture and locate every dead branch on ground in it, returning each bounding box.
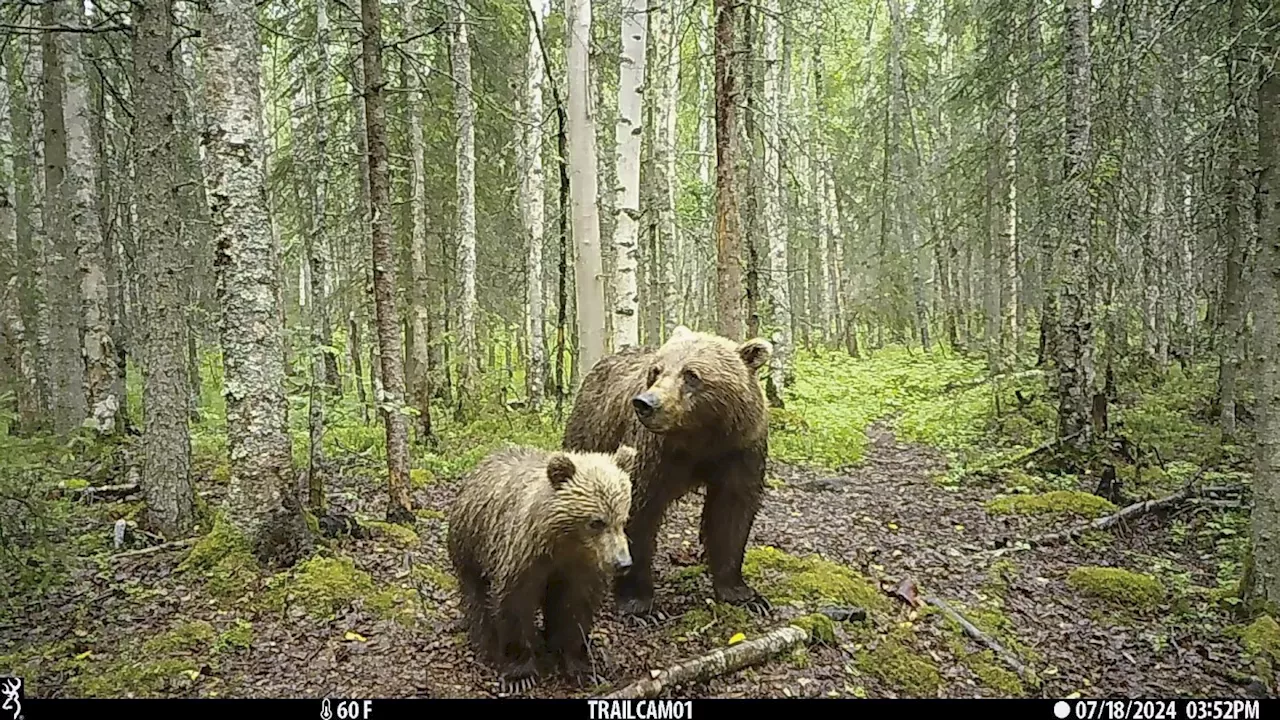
[923,594,1037,687]
[602,624,810,699]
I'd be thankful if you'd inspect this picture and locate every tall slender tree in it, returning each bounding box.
[361,0,415,524]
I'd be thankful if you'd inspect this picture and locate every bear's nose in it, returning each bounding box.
[632,393,658,418]
[614,554,632,572]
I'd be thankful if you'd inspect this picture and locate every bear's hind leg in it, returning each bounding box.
[702,458,771,615]
[544,570,605,685]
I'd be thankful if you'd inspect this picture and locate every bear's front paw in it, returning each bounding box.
[497,659,540,695]
[714,583,772,616]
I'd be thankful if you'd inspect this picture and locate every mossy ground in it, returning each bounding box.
[742,546,892,615]
[1067,566,1167,610]
[985,490,1117,519]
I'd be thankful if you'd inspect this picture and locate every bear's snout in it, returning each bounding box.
[632,392,659,419]
[613,550,633,573]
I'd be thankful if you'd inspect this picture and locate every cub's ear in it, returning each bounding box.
[670,325,695,341]
[613,445,638,475]
[738,338,773,373]
[546,453,577,489]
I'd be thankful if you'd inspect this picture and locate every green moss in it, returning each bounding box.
[360,519,421,547]
[985,491,1117,519]
[744,546,891,614]
[965,650,1024,696]
[214,619,254,654]
[178,514,262,601]
[369,585,421,627]
[416,508,445,521]
[266,555,377,620]
[670,564,707,594]
[673,603,755,644]
[412,564,458,592]
[791,612,837,645]
[786,646,811,669]
[64,478,90,491]
[854,634,942,697]
[1067,566,1166,610]
[1240,615,1280,663]
[141,620,216,656]
[211,462,230,485]
[72,657,203,698]
[410,468,435,488]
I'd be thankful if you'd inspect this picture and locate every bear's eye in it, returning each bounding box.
[589,518,607,531]
[647,365,662,385]
[682,368,701,388]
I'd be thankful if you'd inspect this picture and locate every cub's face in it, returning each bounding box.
[546,446,637,574]
[630,326,773,434]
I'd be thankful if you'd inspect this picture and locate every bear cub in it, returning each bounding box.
[446,443,637,693]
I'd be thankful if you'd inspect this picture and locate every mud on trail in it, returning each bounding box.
[3,423,1261,700]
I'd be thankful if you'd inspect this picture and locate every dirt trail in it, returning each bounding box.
[7,423,1257,699]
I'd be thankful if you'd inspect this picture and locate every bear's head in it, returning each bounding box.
[545,445,637,574]
[630,325,772,435]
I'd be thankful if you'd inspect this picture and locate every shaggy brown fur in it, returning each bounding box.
[446,444,637,692]
[562,325,772,617]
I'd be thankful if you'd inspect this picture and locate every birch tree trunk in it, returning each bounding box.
[452,0,479,418]
[202,0,312,561]
[2,48,39,431]
[58,0,118,434]
[695,1,712,326]
[362,0,415,524]
[41,5,86,435]
[1057,0,1095,453]
[567,0,608,378]
[611,0,647,350]
[403,0,435,443]
[524,0,549,408]
[714,0,745,340]
[762,0,789,408]
[134,0,194,538]
[654,0,681,339]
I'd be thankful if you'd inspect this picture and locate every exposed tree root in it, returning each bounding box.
[923,593,1037,687]
[601,624,811,699]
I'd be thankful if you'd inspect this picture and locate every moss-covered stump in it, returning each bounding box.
[1236,615,1280,683]
[1066,566,1166,610]
[985,491,1117,519]
[177,515,263,603]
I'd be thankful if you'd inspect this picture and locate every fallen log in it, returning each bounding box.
[1026,485,1197,548]
[923,594,1037,687]
[111,537,199,560]
[68,482,140,499]
[602,623,811,699]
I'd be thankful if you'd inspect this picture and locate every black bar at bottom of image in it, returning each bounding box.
[12,697,1279,720]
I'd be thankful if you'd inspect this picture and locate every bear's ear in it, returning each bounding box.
[546,453,577,489]
[670,325,695,341]
[737,338,773,373]
[613,445,638,475]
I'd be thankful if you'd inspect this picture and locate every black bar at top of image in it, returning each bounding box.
[16,698,1279,720]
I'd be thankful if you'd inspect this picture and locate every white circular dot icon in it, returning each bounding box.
[1054,701,1071,719]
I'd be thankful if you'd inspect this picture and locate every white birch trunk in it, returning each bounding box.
[654,0,680,338]
[610,0,647,350]
[567,0,607,379]
[523,0,549,408]
[452,0,479,412]
[761,0,789,400]
[694,1,712,325]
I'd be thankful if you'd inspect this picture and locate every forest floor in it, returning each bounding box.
[2,347,1274,699]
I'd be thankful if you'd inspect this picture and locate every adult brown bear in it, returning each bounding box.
[562,325,773,618]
